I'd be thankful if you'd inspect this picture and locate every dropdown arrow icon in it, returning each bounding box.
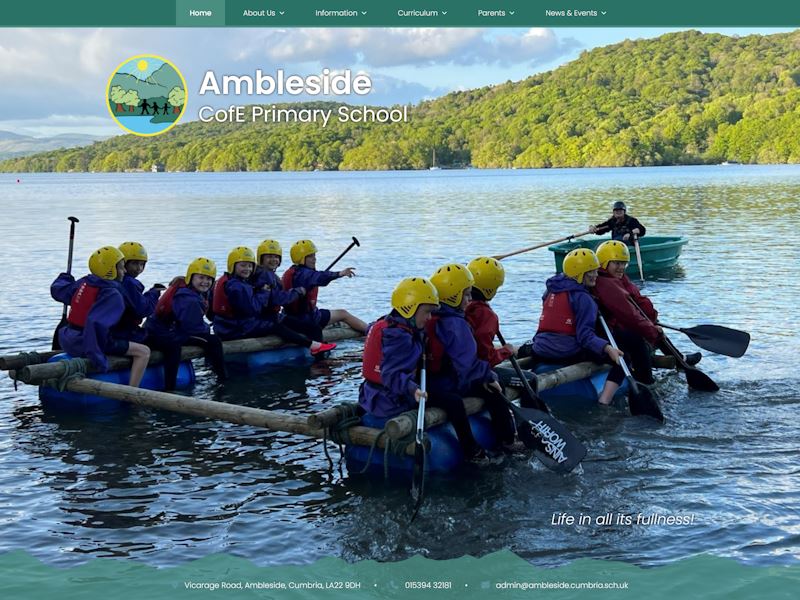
[361,11,367,15]
[279,11,285,15]
[442,10,447,14]
[509,11,515,15]
[601,11,607,14]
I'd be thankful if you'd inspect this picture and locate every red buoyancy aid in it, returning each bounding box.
[424,314,449,374]
[211,274,235,319]
[281,266,319,316]
[536,291,577,336]
[154,278,187,321]
[362,316,416,385]
[67,281,100,328]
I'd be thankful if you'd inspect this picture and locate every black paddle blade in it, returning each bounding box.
[627,379,664,423]
[683,325,750,358]
[684,366,720,392]
[509,404,586,473]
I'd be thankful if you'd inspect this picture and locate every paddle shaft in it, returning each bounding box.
[61,217,79,317]
[410,353,427,522]
[492,230,592,261]
[632,234,645,285]
[496,331,548,414]
[53,217,79,350]
[324,236,360,271]
[416,363,427,445]
[598,315,640,394]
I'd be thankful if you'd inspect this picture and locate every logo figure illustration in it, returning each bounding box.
[106,54,187,136]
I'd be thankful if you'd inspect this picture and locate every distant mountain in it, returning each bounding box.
[4,29,800,172]
[0,131,104,160]
[109,64,182,100]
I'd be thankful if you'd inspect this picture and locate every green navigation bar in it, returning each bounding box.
[2,0,800,27]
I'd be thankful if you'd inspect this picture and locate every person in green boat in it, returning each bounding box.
[590,201,646,242]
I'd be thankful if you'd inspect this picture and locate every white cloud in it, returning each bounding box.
[235,28,578,67]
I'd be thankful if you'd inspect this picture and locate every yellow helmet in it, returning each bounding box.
[596,240,631,269]
[430,263,474,308]
[257,239,282,264]
[89,246,125,280]
[467,256,505,301]
[563,248,600,284]
[391,277,440,319]
[118,241,148,262]
[290,240,318,265]
[227,246,256,273]
[186,257,217,283]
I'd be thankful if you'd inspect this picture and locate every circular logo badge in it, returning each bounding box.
[106,54,187,136]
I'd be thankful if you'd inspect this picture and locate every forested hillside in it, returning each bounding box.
[4,29,800,172]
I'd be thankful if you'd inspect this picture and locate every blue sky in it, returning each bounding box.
[0,27,793,138]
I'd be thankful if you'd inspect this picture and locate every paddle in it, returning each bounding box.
[410,349,427,522]
[660,333,719,392]
[632,233,645,286]
[598,315,664,423]
[659,323,750,358]
[629,301,720,392]
[324,236,360,271]
[52,216,79,350]
[497,331,587,473]
[492,230,592,261]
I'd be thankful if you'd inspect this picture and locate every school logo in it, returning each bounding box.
[106,54,187,136]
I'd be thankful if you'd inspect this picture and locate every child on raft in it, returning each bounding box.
[281,240,368,334]
[519,248,624,406]
[115,241,163,344]
[464,256,536,391]
[212,246,335,355]
[592,240,700,390]
[426,263,523,458]
[465,256,517,366]
[252,238,330,344]
[50,246,151,387]
[359,276,496,465]
[145,257,226,390]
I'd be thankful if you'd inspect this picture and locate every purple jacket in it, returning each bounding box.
[146,287,211,342]
[51,273,126,372]
[252,267,302,323]
[212,275,269,339]
[359,314,423,418]
[115,274,160,343]
[428,304,497,395]
[284,265,339,324]
[533,273,608,359]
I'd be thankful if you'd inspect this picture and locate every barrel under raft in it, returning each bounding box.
[535,363,628,411]
[224,346,313,371]
[38,353,195,414]
[345,411,498,475]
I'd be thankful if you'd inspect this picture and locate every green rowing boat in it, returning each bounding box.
[549,236,688,276]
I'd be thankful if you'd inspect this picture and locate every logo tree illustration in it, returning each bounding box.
[122,89,140,113]
[168,86,185,114]
[110,85,127,113]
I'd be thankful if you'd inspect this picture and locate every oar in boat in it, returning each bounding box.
[632,233,645,286]
[410,348,428,523]
[598,315,664,423]
[658,323,750,358]
[52,216,79,351]
[629,301,720,392]
[492,230,592,261]
[497,331,587,473]
[324,236,360,271]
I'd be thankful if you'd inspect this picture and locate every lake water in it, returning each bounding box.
[0,165,798,569]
